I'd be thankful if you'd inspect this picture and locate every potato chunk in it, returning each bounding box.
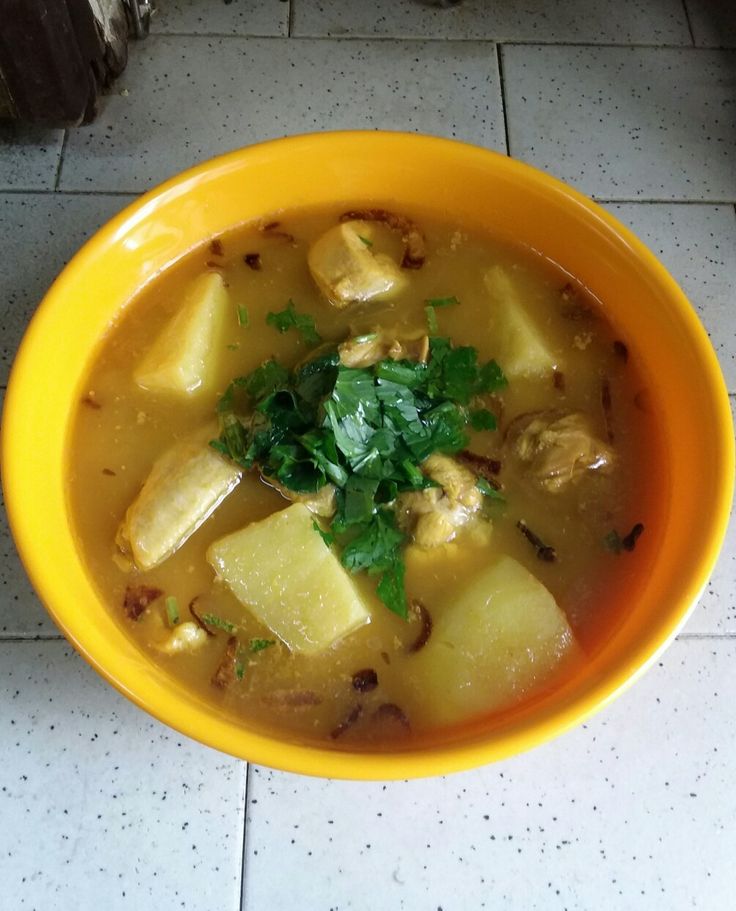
[484,266,560,379]
[135,271,230,394]
[207,503,370,654]
[117,430,241,570]
[308,221,409,308]
[410,555,579,725]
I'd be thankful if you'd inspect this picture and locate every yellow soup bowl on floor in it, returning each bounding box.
[2,133,733,779]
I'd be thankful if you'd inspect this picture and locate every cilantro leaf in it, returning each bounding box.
[250,638,276,653]
[425,304,439,334]
[266,299,321,345]
[237,305,249,327]
[424,295,460,308]
[201,613,236,633]
[470,408,497,431]
[312,519,335,547]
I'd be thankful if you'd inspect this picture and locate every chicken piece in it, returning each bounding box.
[307,221,409,308]
[156,621,209,655]
[116,427,241,570]
[261,475,337,518]
[397,454,483,548]
[506,410,615,493]
[338,330,429,368]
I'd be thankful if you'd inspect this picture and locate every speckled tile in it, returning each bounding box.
[607,204,736,391]
[0,486,58,638]
[502,46,736,201]
[0,123,65,190]
[292,0,692,44]
[0,641,246,911]
[58,36,503,193]
[242,639,735,910]
[152,0,288,36]
[684,0,736,47]
[0,193,135,387]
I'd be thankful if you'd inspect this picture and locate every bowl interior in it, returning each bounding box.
[2,133,733,778]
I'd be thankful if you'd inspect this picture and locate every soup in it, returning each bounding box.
[68,205,662,748]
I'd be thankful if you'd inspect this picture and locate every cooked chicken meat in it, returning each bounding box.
[307,220,409,308]
[261,475,337,518]
[505,410,615,492]
[338,330,429,368]
[397,453,483,548]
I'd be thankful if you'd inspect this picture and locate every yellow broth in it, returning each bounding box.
[68,206,665,748]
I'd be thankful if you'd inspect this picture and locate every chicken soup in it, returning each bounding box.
[68,205,663,747]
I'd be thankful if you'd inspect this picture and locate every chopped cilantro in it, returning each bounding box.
[165,596,180,627]
[226,343,240,351]
[425,305,439,334]
[235,660,245,680]
[201,613,236,633]
[237,305,249,327]
[250,638,276,653]
[266,299,321,345]
[312,519,335,547]
[424,295,460,309]
[213,334,508,619]
[357,234,373,247]
[470,408,497,431]
[476,477,505,501]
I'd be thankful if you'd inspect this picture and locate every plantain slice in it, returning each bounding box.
[117,429,241,570]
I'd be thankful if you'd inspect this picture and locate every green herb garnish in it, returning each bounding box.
[425,305,439,334]
[213,335,506,618]
[424,295,460,309]
[266,299,321,345]
[250,638,276,653]
[237,305,249,327]
[235,658,245,680]
[312,519,335,547]
[476,477,505,501]
[357,234,373,247]
[201,613,236,633]
[165,596,180,627]
[470,408,497,431]
[604,530,623,553]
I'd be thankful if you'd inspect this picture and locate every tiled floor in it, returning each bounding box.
[0,1,734,909]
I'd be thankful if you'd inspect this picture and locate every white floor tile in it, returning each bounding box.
[152,0,288,36]
[684,0,736,47]
[0,642,246,911]
[503,46,736,201]
[0,124,64,191]
[59,36,504,193]
[0,193,135,386]
[293,0,691,43]
[242,639,736,911]
[607,204,736,391]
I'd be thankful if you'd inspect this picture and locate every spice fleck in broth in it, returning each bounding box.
[68,205,663,748]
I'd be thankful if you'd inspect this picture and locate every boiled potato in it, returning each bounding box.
[308,221,409,308]
[117,428,241,570]
[207,503,370,654]
[485,266,560,378]
[409,554,580,725]
[135,271,230,394]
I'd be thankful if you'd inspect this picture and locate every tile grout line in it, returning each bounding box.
[143,32,721,50]
[676,633,736,640]
[53,129,69,192]
[2,188,736,206]
[680,0,697,46]
[0,634,66,642]
[495,44,512,157]
[239,763,252,911]
[287,0,294,38]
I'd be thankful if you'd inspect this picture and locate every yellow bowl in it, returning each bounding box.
[2,133,733,779]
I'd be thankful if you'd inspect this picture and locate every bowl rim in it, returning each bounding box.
[2,130,734,779]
